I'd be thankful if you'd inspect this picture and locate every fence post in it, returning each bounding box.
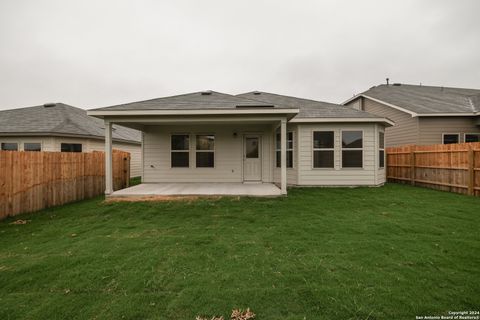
[124,155,130,188]
[410,145,416,186]
[468,146,474,196]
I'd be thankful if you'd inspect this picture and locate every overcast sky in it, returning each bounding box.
[0,0,479,110]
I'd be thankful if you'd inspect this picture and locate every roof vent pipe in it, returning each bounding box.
[386,78,389,85]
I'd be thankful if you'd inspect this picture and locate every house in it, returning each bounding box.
[87,91,393,196]
[343,83,480,147]
[0,103,142,177]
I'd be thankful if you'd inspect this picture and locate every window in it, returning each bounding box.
[245,137,259,158]
[313,131,334,168]
[276,131,293,168]
[342,131,363,168]
[61,143,82,152]
[442,133,459,144]
[24,143,41,152]
[171,134,189,167]
[1,142,18,151]
[379,132,385,168]
[465,133,480,143]
[196,135,214,167]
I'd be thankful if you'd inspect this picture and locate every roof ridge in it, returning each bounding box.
[243,91,333,105]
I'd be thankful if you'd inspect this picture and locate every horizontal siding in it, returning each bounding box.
[418,117,480,145]
[297,123,384,186]
[143,124,273,183]
[347,98,419,147]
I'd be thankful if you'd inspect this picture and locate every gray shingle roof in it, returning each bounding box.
[0,103,141,143]
[91,91,286,111]
[357,84,480,114]
[237,91,382,118]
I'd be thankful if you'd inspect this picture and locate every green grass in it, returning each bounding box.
[0,184,479,320]
[129,176,142,186]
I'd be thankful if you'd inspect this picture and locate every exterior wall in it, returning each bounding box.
[346,98,419,147]
[0,135,142,178]
[273,124,298,185]
[296,122,385,186]
[142,124,273,183]
[417,117,480,145]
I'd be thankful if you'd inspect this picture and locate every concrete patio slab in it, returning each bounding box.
[108,182,283,198]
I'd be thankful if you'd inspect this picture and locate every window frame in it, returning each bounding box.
[275,131,294,169]
[195,134,215,168]
[1,142,19,151]
[312,130,335,169]
[170,133,190,168]
[378,131,385,169]
[340,129,364,169]
[465,133,480,143]
[24,142,42,152]
[60,143,82,152]
[442,133,460,144]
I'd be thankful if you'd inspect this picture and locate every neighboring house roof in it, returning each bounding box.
[0,103,141,144]
[237,91,388,122]
[343,83,480,116]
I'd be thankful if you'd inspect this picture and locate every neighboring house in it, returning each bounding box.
[0,103,142,177]
[88,91,393,195]
[343,83,480,147]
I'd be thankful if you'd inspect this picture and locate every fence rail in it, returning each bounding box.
[386,142,480,196]
[0,150,130,219]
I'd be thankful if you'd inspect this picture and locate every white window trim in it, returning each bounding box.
[311,130,335,170]
[170,133,190,168]
[442,133,460,144]
[465,133,480,143]
[379,131,385,169]
[340,129,364,170]
[195,133,215,168]
[276,131,294,169]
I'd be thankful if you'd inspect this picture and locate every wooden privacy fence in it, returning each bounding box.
[386,142,480,196]
[0,150,130,219]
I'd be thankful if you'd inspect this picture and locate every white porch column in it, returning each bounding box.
[105,120,113,195]
[280,118,287,195]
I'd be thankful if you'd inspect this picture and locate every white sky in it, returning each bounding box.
[1,0,479,110]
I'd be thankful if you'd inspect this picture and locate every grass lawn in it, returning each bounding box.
[0,184,479,320]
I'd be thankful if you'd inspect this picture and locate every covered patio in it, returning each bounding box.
[108,182,283,198]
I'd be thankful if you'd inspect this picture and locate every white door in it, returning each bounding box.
[243,136,262,181]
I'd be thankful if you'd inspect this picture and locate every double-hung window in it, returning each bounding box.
[276,132,293,168]
[465,133,480,143]
[61,143,82,152]
[24,143,41,152]
[379,132,385,168]
[1,142,18,151]
[171,134,190,167]
[196,135,215,167]
[442,133,459,144]
[313,131,334,168]
[342,131,363,168]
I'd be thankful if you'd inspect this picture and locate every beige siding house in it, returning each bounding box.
[88,91,393,196]
[0,103,142,177]
[344,84,480,147]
